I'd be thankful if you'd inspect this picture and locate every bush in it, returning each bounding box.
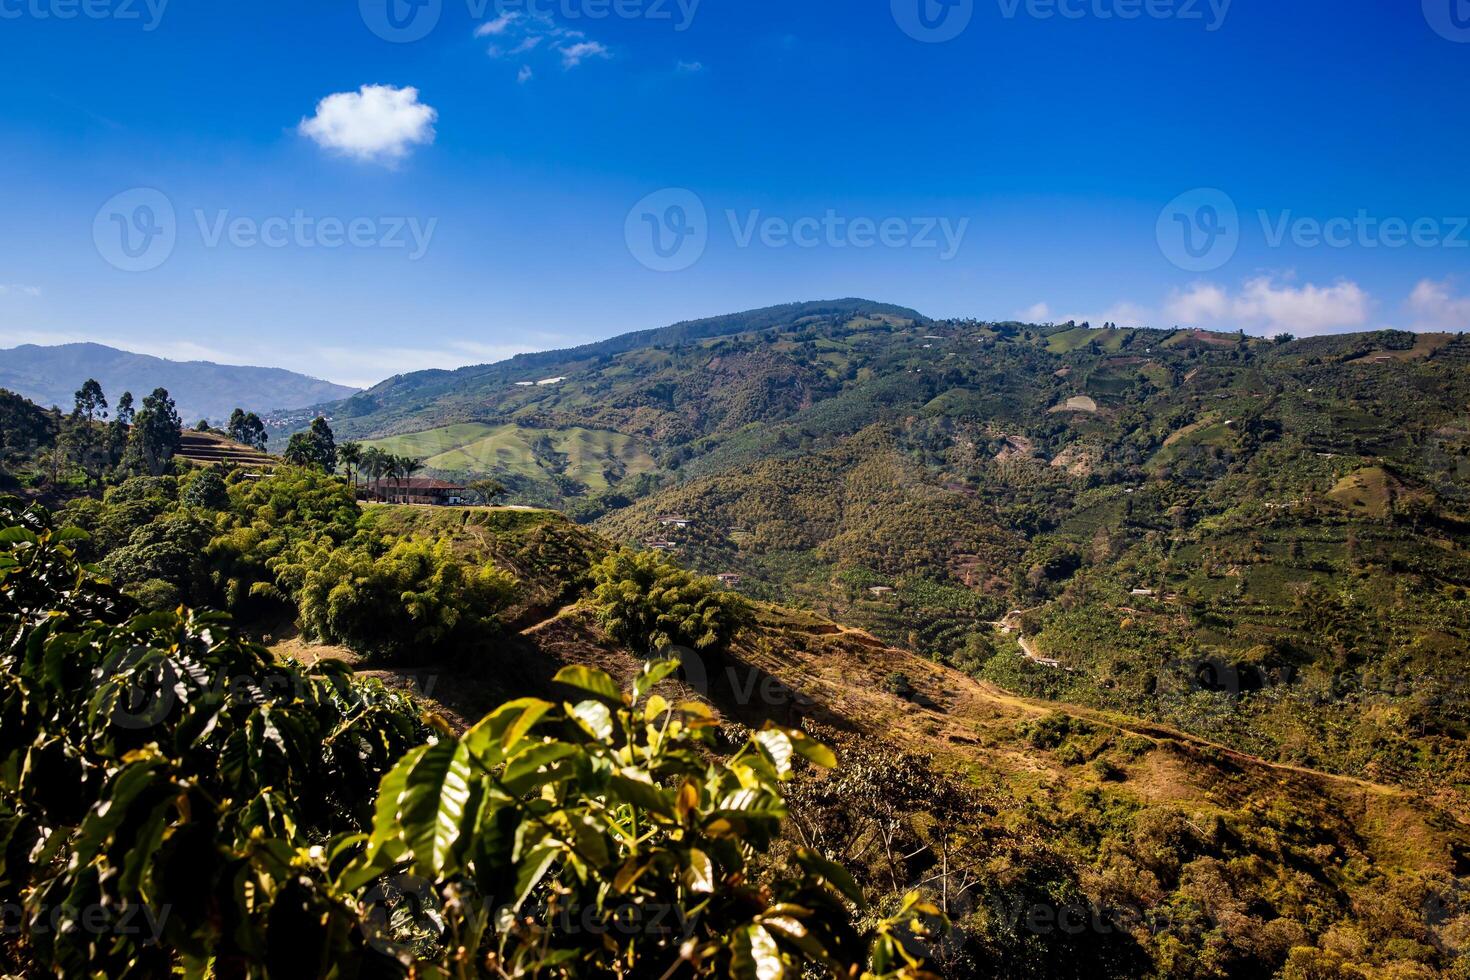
[589,548,749,656]
[0,501,427,976]
[129,577,181,610]
[298,536,517,661]
[884,670,915,699]
[0,501,937,977]
[180,468,229,509]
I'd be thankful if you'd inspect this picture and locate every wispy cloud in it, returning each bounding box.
[559,41,609,68]
[1030,275,1381,337]
[1406,278,1470,331]
[676,60,705,73]
[478,11,610,74]
[0,284,42,298]
[474,12,519,36]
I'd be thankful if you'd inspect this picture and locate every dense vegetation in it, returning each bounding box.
[4,302,1470,976]
[285,303,1470,809]
[1,499,944,976]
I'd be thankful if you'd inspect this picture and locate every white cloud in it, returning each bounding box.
[1406,278,1470,331]
[474,12,519,36]
[479,12,608,72]
[560,41,609,68]
[1164,282,1229,324]
[1230,276,1371,335]
[1155,276,1372,335]
[677,60,705,73]
[517,65,534,84]
[1031,275,1376,337]
[299,84,437,166]
[0,284,42,298]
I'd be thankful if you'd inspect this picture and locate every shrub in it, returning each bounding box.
[589,548,749,656]
[348,661,943,976]
[0,500,938,977]
[884,670,915,699]
[0,500,427,976]
[180,468,229,510]
[299,536,517,661]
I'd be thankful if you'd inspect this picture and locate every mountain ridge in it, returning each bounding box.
[0,341,359,423]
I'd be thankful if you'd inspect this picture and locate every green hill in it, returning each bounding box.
[276,305,1470,817]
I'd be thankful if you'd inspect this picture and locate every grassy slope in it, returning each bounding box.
[363,423,656,491]
[271,509,1469,977]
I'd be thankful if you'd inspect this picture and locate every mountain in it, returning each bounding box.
[0,342,358,423]
[307,298,923,436]
[303,301,1470,815]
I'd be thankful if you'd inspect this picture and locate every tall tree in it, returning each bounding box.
[126,388,182,477]
[283,419,339,472]
[400,456,423,486]
[72,379,108,422]
[283,433,319,468]
[226,409,267,451]
[308,417,337,472]
[107,391,134,468]
[468,478,507,506]
[338,442,362,491]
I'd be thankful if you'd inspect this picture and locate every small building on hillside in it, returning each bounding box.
[658,516,693,529]
[364,478,468,506]
[716,573,743,587]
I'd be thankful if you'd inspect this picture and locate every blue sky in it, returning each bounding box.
[1,0,1468,386]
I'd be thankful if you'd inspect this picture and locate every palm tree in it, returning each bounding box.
[362,448,387,498]
[401,457,424,501]
[339,442,362,492]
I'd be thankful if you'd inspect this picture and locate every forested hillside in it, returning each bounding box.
[3,302,1469,977]
[299,301,1470,817]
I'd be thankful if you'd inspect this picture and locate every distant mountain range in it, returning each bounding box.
[0,343,358,423]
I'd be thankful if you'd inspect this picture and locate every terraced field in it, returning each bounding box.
[363,422,656,491]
